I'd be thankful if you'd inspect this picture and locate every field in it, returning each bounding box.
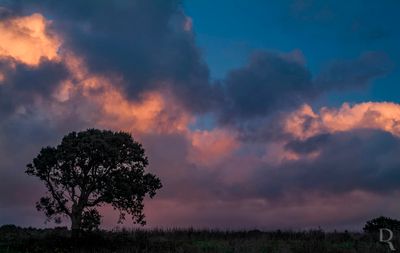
[0,225,394,253]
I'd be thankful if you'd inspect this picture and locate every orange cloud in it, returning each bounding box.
[0,13,60,66]
[52,52,193,135]
[96,88,193,134]
[285,102,400,139]
[188,129,239,167]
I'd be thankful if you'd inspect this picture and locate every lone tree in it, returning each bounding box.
[26,129,162,237]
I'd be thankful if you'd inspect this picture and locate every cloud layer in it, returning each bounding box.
[0,1,399,230]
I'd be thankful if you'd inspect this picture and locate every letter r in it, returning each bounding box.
[380,228,396,251]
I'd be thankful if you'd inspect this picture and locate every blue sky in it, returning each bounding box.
[184,0,400,106]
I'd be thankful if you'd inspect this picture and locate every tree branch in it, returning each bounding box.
[45,173,71,216]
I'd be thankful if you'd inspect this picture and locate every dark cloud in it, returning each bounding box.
[7,60,68,93]
[285,133,331,155]
[315,52,393,91]
[0,5,13,19]
[218,51,314,123]
[251,129,400,199]
[215,51,392,131]
[0,59,69,117]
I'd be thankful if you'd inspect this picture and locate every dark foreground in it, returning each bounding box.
[0,225,395,253]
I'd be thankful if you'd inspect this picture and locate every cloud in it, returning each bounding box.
[0,59,69,118]
[217,51,392,126]
[0,2,399,230]
[284,102,400,139]
[218,51,314,123]
[5,0,218,114]
[276,129,400,195]
[188,129,239,167]
[5,1,391,125]
[315,52,393,91]
[0,13,60,66]
[0,11,65,118]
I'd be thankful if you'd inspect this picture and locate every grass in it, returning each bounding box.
[0,225,395,253]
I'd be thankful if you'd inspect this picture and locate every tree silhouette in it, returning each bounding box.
[363,216,400,233]
[26,129,162,237]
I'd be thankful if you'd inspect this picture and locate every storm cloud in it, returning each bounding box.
[279,130,400,196]
[5,0,218,113]
[217,51,391,126]
[3,1,392,123]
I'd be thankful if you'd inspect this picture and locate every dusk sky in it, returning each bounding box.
[1,0,400,230]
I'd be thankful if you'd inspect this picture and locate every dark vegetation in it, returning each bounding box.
[363,216,400,233]
[0,222,398,253]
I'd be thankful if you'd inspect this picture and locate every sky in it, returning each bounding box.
[0,0,400,231]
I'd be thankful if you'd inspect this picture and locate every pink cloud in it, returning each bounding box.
[285,102,400,140]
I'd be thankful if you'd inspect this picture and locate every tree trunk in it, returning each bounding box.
[71,206,82,239]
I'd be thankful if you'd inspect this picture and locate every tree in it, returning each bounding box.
[363,216,400,233]
[26,129,162,237]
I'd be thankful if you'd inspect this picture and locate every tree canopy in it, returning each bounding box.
[26,129,162,235]
[363,216,400,233]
